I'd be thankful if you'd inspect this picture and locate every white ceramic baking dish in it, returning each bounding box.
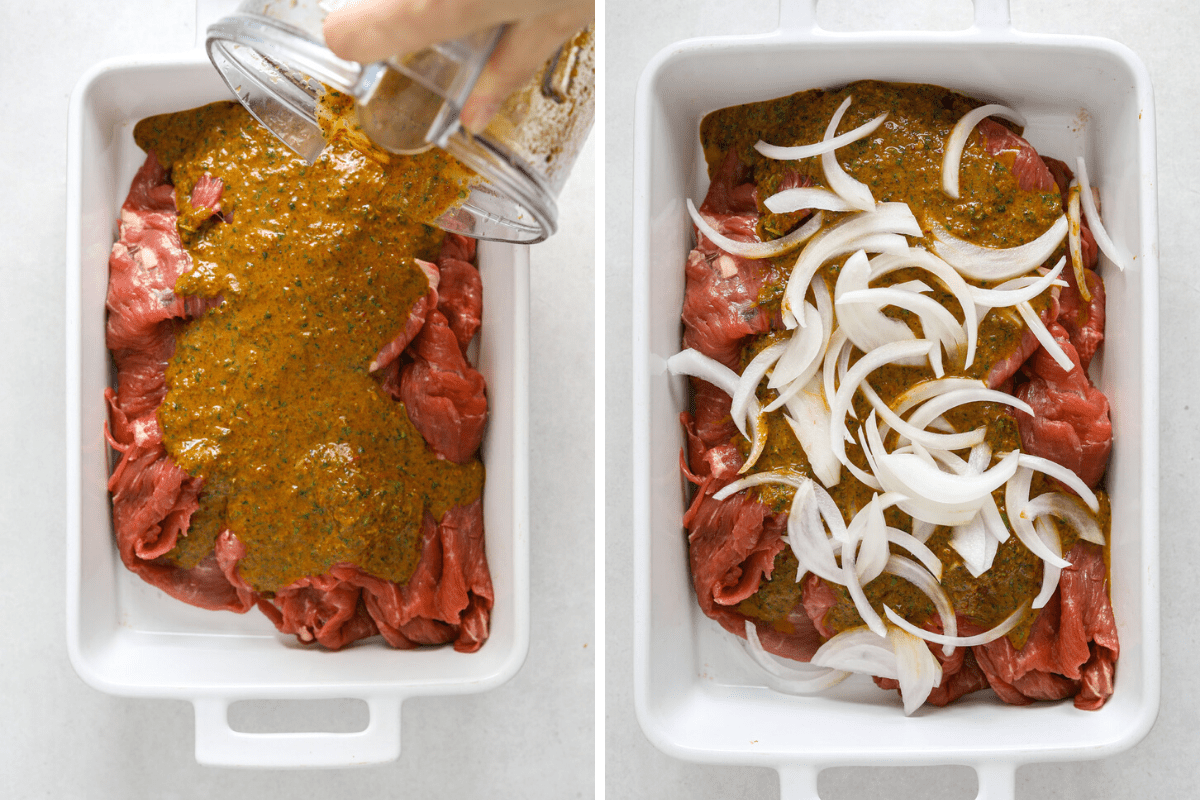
[65,51,530,768]
[631,1,1159,797]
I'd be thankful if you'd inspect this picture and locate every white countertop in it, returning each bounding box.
[0,1,593,796]
[606,0,1191,797]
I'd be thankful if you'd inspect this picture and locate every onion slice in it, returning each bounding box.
[1075,156,1127,271]
[764,187,857,214]
[731,341,787,439]
[884,555,958,656]
[1031,517,1063,609]
[784,203,921,327]
[755,111,889,162]
[1005,466,1072,569]
[1066,180,1092,302]
[942,104,1027,199]
[889,626,944,715]
[812,627,899,680]
[930,215,1068,282]
[1015,300,1074,372]
[885,600,1030,648]
[829,340,935,469]
[821,96,877,212]
[869,248,980,369]
[1023,491,1105,545]
[687,198,824,260]
[1015,453,1100,512]
[712,468,806,501]
[743,621,851,693]
[665,348,737,396]
[970,257,1067,309]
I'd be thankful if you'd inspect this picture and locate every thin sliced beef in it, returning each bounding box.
[259,499,492,652]
[976,118,1056,193]
[1057,262,1106,372]
[985,297,1058,389]
[681,151,778,369]
[1015,322,1112,487]
[370,259,439,372]
[397,307,488,464]
[973,542,1118,709]
[436,253,483,353]
[106,153,491,650]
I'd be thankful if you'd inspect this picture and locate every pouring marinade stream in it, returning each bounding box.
[671,81,1119,714]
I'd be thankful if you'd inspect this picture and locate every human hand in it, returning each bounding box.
[323,0,594,134]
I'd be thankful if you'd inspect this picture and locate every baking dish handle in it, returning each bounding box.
[776,762,1016,799]
[192,696,403,768]
[778,0,1014,35]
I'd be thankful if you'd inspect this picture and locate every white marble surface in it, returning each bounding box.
[0,2,594,797]
[606,0,1190,798]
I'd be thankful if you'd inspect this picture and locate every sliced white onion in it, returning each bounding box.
[1014,453,1100,512]
[830,340,935,469]
[1075,156,1127,271]
[930,215,1068,282]
[743,620,851,693]
[821,96,877,212]
[886,527,943,580]
[784,203,921,328]
[756,111,889,162]
[884,554,958,656]
[951,513,993,577]
[823,328,850,417]
[731,340,787,438]
[884,600,1029,648]
[869,248,980,369]
[1015,300,1074,372]
[942,104,1027,199]
[1005,466,1072,569]
[665,348,770,475]
[860,381,986,453]
[877,449,1019,506]
[712,468,806,501]
[890,378,985,419]
[969,256,1066,309]
[1066,179,1091,302]
[782,376,842,488]
[687,198,824,260]
[911,519,938,544]
[812,626,898,680]
[763,186,858,215]
[666,348,738,395]
[840,514,887,638]
[769,302,823,390]
[834,250,916,355]
[1023,491,1105,545]
[839,286,966,365]
[904,387,1033,433]
[863,414,992,526]
[851,494,891,585]
[788,479,844,584]
[888,625,944,715]
[1031,516,1063,609]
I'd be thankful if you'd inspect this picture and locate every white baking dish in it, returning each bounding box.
[631,1,1159,797]
[65,52,529,769]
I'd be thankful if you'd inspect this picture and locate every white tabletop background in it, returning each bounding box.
[606,0,1191,798]
[0,1,594,797]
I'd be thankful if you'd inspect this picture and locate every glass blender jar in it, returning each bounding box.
[205,0,594,244]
